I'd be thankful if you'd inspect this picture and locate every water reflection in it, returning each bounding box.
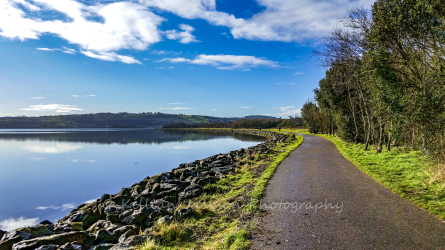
[0,217,40,232]
[0,129,263,144]
[0,129,264,231]
[23,143,84,154]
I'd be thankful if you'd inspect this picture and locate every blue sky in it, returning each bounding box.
[0,0,375,118]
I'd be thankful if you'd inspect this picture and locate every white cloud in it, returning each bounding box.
[36,48,55,51]
[276,82,296,85]
[86,94,96,97]
[20,104,83,113]
[140,0,374,42]
[1,0,163,64]
[155,66,174,70]
[84,198,98,204]
[139,0,216,19]
[165,24,198,44]
[80,50,141,64]
[149,50,181,55]
[61,46,76,54]
[37,47,76,54]
[229,0,375,42]
[294,72,304,75]
[277,106,302,117]
[159,107,193,110]
[71,95,79,98]
[1,0,375,64]
[0,217,39,231]
[29,96,46,99]
[160,54,278,70]
[264,105,302,117]
[240,106,253,109]
[36,203,75,211]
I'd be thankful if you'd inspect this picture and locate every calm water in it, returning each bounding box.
[0,129,264,231]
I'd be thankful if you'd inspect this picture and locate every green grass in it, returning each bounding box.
[138,132,303,249]
[276,128,445,220]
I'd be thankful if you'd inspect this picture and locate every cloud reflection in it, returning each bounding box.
[36,203,75,211]
[0,217,39,231]
[30,157,45,161]
[24,143,83,154]
[159,145,191,150]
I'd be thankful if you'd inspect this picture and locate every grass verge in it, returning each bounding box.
[273,128,445,221]
[137,132,303,249]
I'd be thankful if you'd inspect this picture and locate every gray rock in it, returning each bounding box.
[150,199,174,210]
[90,244,115,250]
[94,230,118,244]
[35,244,58,250]
[109,243,134,250]
[39,221,53,226]
[116,229,138,244]
[53,223,75,234]
[116,188,131,197]
[191,177,216,186]
[58,241,83,250]
[120,207,160,226]
[66,212,85,223]
[1,224,54,243]
[123,235,150,246]
[87,221,120,235]
[110,196,133,206]
[11,231,94,250]
[112,226,137,242]
[99,195,111,203]
[104,206,124,217]
[139,190,155,200]
[80,214,98,230]
[151,183,161,193]
[0,237,17,250]
[117,210,133,223]
[174,207,195,219]
[157,216,173,225]
[178,185,203,202]
[156,188,179,201]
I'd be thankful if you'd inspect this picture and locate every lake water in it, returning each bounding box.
[0,129,264,231]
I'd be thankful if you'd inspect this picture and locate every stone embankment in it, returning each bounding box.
[0,130,290,250]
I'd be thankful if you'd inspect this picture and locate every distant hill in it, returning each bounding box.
[0,112,265,128]
[243,115,277,119]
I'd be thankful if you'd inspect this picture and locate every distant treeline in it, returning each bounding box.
[163,116,303,129]
[0,112,241,128]
[303,1,445,161]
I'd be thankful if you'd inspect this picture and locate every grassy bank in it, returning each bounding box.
[138,132,303,249]
[273,128,445,221]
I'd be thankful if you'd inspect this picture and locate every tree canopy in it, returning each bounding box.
[304,0,445,161]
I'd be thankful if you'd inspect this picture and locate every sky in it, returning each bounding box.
[0,0,375,118]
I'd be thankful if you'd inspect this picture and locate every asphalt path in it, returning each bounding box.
[251,133,445,249]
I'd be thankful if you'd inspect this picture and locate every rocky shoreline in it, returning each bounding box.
[0,130,290,250]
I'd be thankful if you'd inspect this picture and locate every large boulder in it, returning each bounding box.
[178,185,203,202]
[1,224,54,243]
[11,231,94,250]
[94,230,118,244]
[119,207,161,226]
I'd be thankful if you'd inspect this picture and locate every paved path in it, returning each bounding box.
[251,134,445,249]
